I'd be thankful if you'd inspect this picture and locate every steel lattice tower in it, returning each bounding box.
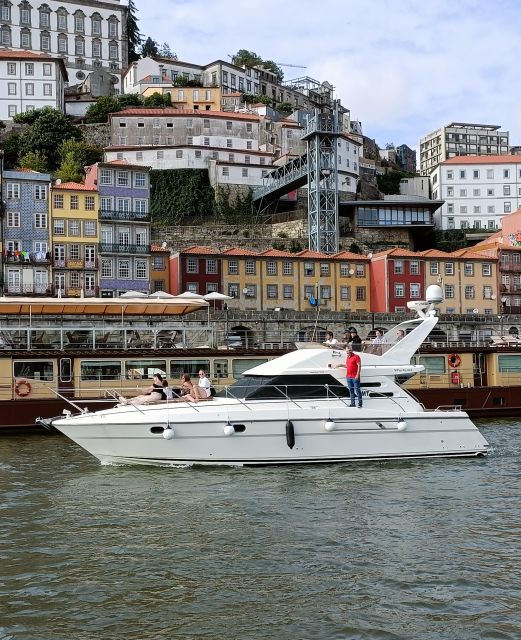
[302,107,342,254]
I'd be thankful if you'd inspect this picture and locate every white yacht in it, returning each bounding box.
[45,286,489,466]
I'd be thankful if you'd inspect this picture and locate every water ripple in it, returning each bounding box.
[0,423,521,639]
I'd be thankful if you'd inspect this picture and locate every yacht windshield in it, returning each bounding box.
[217,375,351,400]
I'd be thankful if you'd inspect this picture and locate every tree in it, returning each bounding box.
[0,131,20,169]
[231,49,263,68]
[55,151,82,182]
[13,106,55,125]
[17,109,81,171]
[117,93,143,109]
[141,36,159,58]
[277,102,294,115]
[19,151,48,172]
[143,92,172,107]
[85,96,120,124]
[262,60,284,82]
[126,0,142,63]
[158,42,176,59]
[150,169,215,224]
[56,139,103,181]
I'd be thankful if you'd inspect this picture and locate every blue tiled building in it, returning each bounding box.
[2,169,52,295]
[86,161,151,297]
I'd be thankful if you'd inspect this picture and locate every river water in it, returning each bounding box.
[1,420,521,640]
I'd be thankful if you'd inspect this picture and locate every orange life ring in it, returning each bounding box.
[15,379,32,397]
[447,353,461,369]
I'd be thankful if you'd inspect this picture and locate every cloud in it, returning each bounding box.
[139,0,521,151]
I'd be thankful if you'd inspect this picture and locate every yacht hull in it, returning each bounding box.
[51,401,489,467]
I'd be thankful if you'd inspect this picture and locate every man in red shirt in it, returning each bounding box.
[331,344,362,407]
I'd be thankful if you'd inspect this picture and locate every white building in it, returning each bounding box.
[420,122,510,174]
[430,156,521,230]
[0,50,66,118]
[0,0,127,94]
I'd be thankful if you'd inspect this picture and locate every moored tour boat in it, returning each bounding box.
[45,286,490,466]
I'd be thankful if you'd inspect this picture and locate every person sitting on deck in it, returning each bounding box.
[119,373,166,405]
[174,374,210,403]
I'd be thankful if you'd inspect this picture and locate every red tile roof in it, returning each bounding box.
[450,249,497,260]
[260,249,295,258]
[222,248,258,256]
[296,249,331,259]
[0,50,67,78]
[110,108,260,121]
[442,155,521,165]
[181,246,221,255]
[333,250,370,261]
[371,248,421,258]
[418,249,453,258]
[52,181,96,191]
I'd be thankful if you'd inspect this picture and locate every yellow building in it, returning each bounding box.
[50,182,99,297]
[421,249,498,314]
[150,244,170,293]
[140,84,223,112]
[220,247,371,312]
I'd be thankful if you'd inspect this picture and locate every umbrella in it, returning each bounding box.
[148,291,175,299]
[177,291,206,299]
[119,290,148,298]
[203,292,233,302]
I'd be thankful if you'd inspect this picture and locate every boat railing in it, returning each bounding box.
[434,404,463,412]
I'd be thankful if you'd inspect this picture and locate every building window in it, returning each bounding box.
[226,139,232,148]
[355,264,365,277]
[108,17,118,37]
[1,25,11,45]
[91,15,101,35]
[1,2,11,21]
[482,263,492,277]
[20,3,31,25]
[319,263,329,276]
[464,262,474,276]
[409,260,420,275]
[109,41,118,60]
[430,261,439,275]
[340,285,351,300]
[20,27,31,48]
[504,169,510,179]
[92,39,102,58]
[25,82,34,95]
[135,260,147,279]
[283,261,292,276]
[222,167,229,176]
[118,260,130,279]
[465,285,475,299]
[53,194,64,208]
[242,168,248,177]
[206,258,217,274]
[395,283,404,297]
[69,220,80,236]
[7,211,20,227]
[410,284,420,298]
[355,286,366,301]
[74,11,84,32]
[84,221,96,236]
[267,284,278,299]
[487,169,494,179]
[58,33,67,53]
[7,62,16,75]
[8,105,17,117]
[446,170,453,180]
[101,259,112,278]
[176,150,183,159]
[505,202,512,213]
[117,171,129,186]
[53,219,65,235]
[227,259,238,275]
[483,285,493,300]
[283,284,293,299]
[304,261,314,276]
[186,257,198,274]
[459,170,466,179]
[70,195,79,210]
[473,170,479,179]
[445,284,454,298]
[445,262,454,275]
[34,185,47,200]
[75,36,84,55]
[7,82,16,95]
[245,260,255,275]
[267,261,277,275]
[85,196,95,211]
[43,83,52,96]
[40,30,50,50]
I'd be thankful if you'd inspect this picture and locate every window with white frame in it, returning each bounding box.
[504,169,510,179]
[482,263,492,277]
[118,260,130,278]
[487,169,494,179]
[483,285,493,299]
[101,259,113,278]
[410,284,420,298]
[505,202,512,213]
[34,185,47,200]
[85,196,95,211]
[356,264,365,277]
[34,213,47,228]
[283,261,292,276]
[84,220,96,236]
[100,169,112,185]
[117,171,129,186]
[135,260,147,279]
[69,244,80,260]
[186,257,198,273]
[70,195,79,210]
[340,285,351,300]
[8,83,16,95]
[356,286,366,301]
[409,260,420,275]
[267,260,277,275]
[134,200,147,213]
[445,262,454,275]
[228,283,238,298]
[7,211,20,227]
[446,284,454,299]
[7,183,20,199]
[222,167,229,176]
[69,220,80,236]
[320,285,331,300]
[228,259,238,275]
[464,262,474,276]
[464,285,475,299]
[394,283,405,297]
[54,219,65,235]
[304,261,314,276]
[206,258,217,274]
[394,260,404,274]
[430,261,439,275]
[320,263,330,276]
[134,172,146,188]
[245,260,255,275]
[283,284,293,299]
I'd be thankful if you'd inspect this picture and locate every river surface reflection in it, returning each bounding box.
[1,420,521,639]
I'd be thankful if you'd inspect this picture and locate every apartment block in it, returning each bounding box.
[0,50,67,119]
[430,156,521,230]
[50,180,99,296]
[420,122,509,175]
[2,168,51,295]
[85,161,151,297]
[0,0,127,93]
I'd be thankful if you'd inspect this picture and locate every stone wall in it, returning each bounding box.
[78,123,111,148]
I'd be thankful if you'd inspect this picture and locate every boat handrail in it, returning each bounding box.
[434,404,463,412]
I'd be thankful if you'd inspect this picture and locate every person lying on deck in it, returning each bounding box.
[119,373,166,405]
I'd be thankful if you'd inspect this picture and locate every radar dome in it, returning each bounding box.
[426,284,443,304]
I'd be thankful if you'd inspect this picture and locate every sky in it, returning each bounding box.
[138,0,521,153]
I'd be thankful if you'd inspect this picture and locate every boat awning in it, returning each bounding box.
[0,296,209,316]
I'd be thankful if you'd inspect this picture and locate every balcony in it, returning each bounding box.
[99,209,150,222]
[3,252,52,265]
[52,259,98,269]
[100,243,151,255]
[5,284,52,296]
[500,262,521,272]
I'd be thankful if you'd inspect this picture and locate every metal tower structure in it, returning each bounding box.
[301,107,342,253]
